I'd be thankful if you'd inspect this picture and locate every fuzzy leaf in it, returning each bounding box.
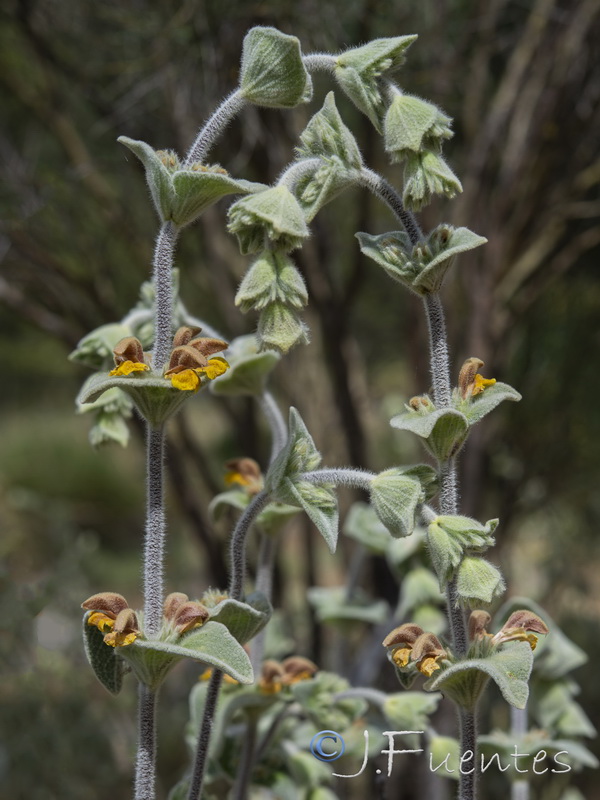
[297,92,362,169]
[266,407,321,491]
[397,567,444,617]
[283,478,339,553]
[208,593,272,644]
[119,136,176,221]
[383,691,442,730]
[82,613,125,695]
[240,27,312,108]
[210,334,280,396]
[370,469,424,537]
[456,381,522,425]
[70,323,133,370]
[344,502,393,554]
[308,586,389,625]
[170,170,263,227]
[426,642,534,710]
[403,150,462,211]
[228,186,309,254]
[429,735,460,780]
[390,407,469,460]
[290,671,367,731]
[88,411,130,448]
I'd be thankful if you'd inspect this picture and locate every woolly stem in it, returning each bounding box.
[250,533,275,676]
[144,424,166,635]
[186,670,223,800]
[359,168,423,245]
[277,157,322,190]
[183,89,247,166]
[151,222,178,372]
[134,685,158,800]
[229,491,271,600]
[423,293,453,408]
[303,53,337,73]
[458,708,478,800]
[298,467,375,491]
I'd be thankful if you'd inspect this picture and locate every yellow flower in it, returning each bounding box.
[458,357,496,399]
[418,656,442,677]
[164,328,230,391]
[224,457,264,494]
[82,593,141,648]
[383,624,446,676]
[492,610,549,651]
[391,647,412,668]
[109,360,149,377]
[472,374,496,396]
[87,611,116,633]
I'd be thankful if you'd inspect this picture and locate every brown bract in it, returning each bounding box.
[382,623,424,648]
[82,592,129,618]
[468,610,492,640]
[163,592,190,621]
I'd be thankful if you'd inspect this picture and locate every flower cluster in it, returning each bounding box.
[383,623,447,677]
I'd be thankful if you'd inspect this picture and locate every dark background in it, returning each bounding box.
[1,1,599,798]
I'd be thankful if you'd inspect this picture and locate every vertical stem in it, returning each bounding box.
[511,706,529,800]
[423,293,453,408]
[187,670,224,800]
[250,533,275,676]
[144,424,166,635]
[151,222,178,372]
[232,716,258,800]
[259,391,287,464]
[459,708,478,800]
[135,685,158,800]
[183,89,247,166]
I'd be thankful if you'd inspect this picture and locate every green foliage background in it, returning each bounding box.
[1,0,599,798]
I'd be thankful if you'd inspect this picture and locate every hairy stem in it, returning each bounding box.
[187,670,223,800]
[144,424,166,635]
[250,533,275,676]
[135,685,158,800]
[459,708,478,800]
[277,157,322,190]
[423,293,453,408]
[298,467,375,491]
[151,222,178,372]
[259,390,287,463]
[359,167,423,245]
[303,53,336,73]
[232,716,258,800]
[183,89,247,166]
[229,491,271,600]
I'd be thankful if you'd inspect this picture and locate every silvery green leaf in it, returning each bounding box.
[397,567,444,617]
[427,522,463,588]
[413,225,487,293]
[403,150,462,211]
[257,302,309,353]
[283,478,339,553]
[208,489,250,520]
[69,323,134,370]
[88,411,130,448]
[456,556,505,607]
[266,407,322,491]
[297,92,362,169]
[240,27,312,108]
[170,170,264,227]
[82,613,125,695]
[456,381,522,425]
[290,671,367,731]
[123,621,253,688]
[425,642,534,710]
[390,407,469,460]
[228,186,310,255]
[210,334,280,396]
[383,691,442,730]
[370,468,425,538]
[385,528,425,572]
[208,593,271,644]
[307,586,389,625]
[428,516,497,585]
[235,250,308,312]
[78,370,190,427]
[344,502,393,554]
[294,160,353,222]
[384,93,453,160]
[118,136,176,221]
[334,36,417,132]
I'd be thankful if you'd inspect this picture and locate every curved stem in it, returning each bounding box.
[186,670,224,800]
[183,89,247,166]
[277,157,322,190]
[303,53,337,73]
[151,222,178,372]
[144,424,166,635]
[229,491,271,600]
[298,467,375,491]
[359,168,423,245]
[259,391,287,464]
[134,685,158,800]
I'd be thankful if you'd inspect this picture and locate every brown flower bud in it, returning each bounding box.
[225,458,264,494]
[188,337,229,358]
[382,623,424,648]
[113,337,145,366]
[410,632,446,663]
[173,601,210,634]
[281,656,318,682]
[113,607,140,635]
[82,592,129,618]
[163,592,189,621]
[261,660,284,683]
[173,326,202,348]
[502,610,549,635]
[468,610,492,640]
[166,345,208,373]
[459,357,484,399]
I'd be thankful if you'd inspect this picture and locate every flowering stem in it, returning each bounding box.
[459,708,478,800]
[250,533,275,676]
[359,168,423,245]
[423,293,453,408]
[151,222,178,372]
[183,89,247,166]
[186,670,224,800]
[144,424,166,635]
[134,685,158,800]
[232,715,259,800]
